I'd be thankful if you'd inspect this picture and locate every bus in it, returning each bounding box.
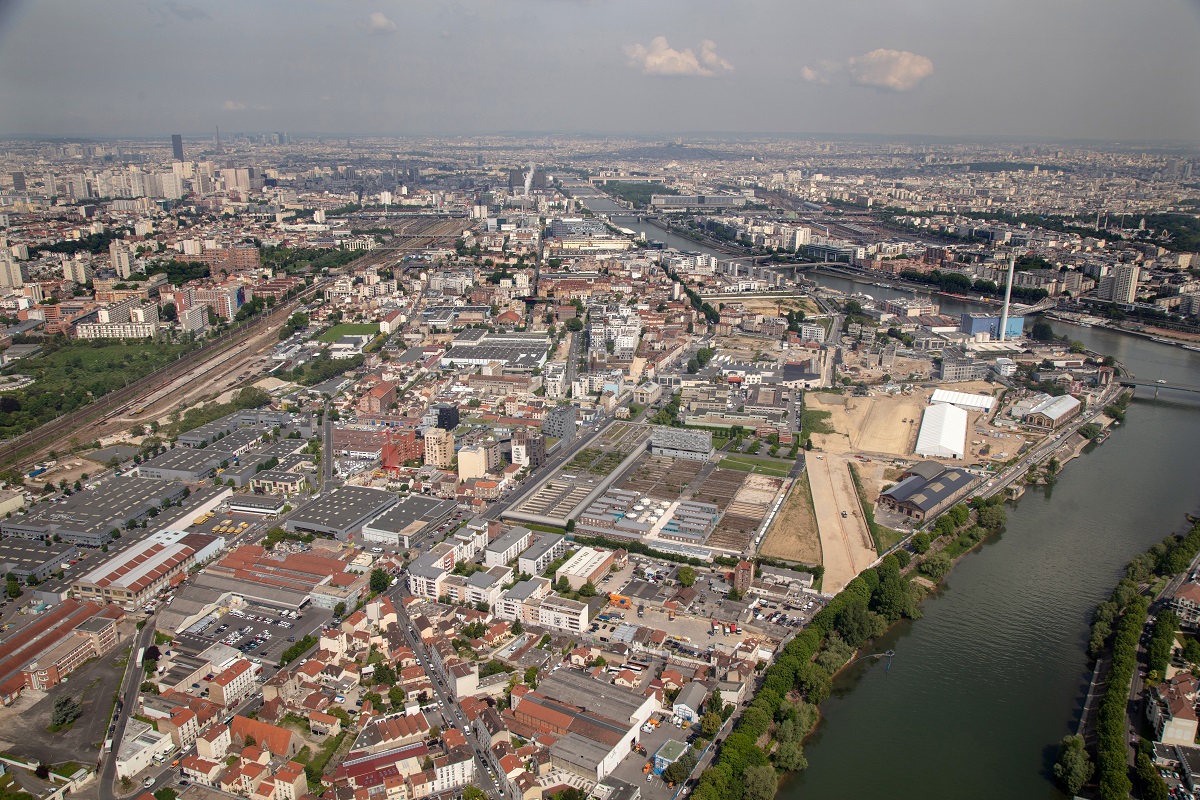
[620,663,644,673]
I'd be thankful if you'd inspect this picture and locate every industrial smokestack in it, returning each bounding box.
[998,252,1016,342]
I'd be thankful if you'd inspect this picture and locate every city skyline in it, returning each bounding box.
[1,0,1198,142]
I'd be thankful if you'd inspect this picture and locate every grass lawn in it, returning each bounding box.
[719,455,791,477]
[317,323,380,342]
[847,462,904,554]
[50,762,84,779]
[800,408,834,438]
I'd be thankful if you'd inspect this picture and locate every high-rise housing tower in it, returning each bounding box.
[171,134,184,161]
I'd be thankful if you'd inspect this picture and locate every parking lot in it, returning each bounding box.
[606,710,698,800]
[176,602,332,664]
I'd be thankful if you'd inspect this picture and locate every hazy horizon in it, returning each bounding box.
[2,0,1199,143]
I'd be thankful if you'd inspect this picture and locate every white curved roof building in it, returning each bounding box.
[914,402,968,459]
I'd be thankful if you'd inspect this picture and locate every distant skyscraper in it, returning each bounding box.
[171,134,184,161]
[9,172,25,191]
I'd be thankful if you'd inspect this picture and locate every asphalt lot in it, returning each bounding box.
[606,709,697,800]
[0,636,132,766]
[175,602,332,664]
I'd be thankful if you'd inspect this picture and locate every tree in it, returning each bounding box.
[919,552,952,580]
[1031,320,1055,341]
[511,619,524,635]
[34,764,49,779]
[579,581,596,597]
[977,505,1007,530]
[333,602,347,618]
[463,788,488,800]
[369,568,390,594]
[708,688,724,716]
[5,573,20,599]
[51,695,82,728]
[372,663,397,686]
[742,764,778,800]
[912,532,931,553]
[773,741,808,772]
[524,666,539,687]
[678,566,697,587]
[701,711,723,737]
[1136,752,1169,800]
[1183,637,1200,667]
[1053,734,1093,796]
[833,602,875,649]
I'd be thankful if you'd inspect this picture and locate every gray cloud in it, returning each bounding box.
[0,0,1195,140]
[161,2,208,21]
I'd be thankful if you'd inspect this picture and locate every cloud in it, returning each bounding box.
[802,49,933,92]
[163,2,207,21]
[223,100,246,111]
[847,49,934,91]
[366,11,397,34]
[624,36,733,77]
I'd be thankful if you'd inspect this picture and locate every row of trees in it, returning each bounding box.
[898,268,1050,304]
[1094,594,1147,799]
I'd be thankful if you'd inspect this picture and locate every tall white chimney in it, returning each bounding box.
[999,252,1016,342]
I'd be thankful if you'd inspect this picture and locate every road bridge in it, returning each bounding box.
[1118,379,1200,396]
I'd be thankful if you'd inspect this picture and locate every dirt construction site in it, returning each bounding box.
[805,453,875,593]
[807,381,1005,461]
[759,473,821,566]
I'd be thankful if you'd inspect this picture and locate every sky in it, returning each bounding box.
[1,0,1199,142]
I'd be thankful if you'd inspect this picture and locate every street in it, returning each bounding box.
[98,616,156,800]
[388,586,505,797]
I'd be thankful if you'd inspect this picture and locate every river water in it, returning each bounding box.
[577,193,1200,797]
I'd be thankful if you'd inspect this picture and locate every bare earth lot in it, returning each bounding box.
[806,454,876,593]
[760,473,821,565]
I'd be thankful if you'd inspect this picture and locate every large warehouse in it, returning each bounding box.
[360,495,457,548]
[285,486,396,541]
[914,402,968,459]
[71,530,224,610]
[1,477,190,546]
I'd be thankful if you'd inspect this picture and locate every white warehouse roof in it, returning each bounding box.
[914,402,968,459]
[930,389,996,412]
